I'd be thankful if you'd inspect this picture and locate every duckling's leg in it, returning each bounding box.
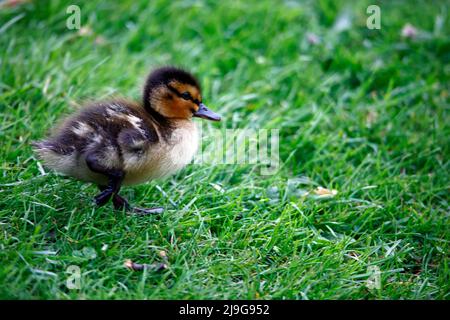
[86,153,124,207]
[97,186,163,215]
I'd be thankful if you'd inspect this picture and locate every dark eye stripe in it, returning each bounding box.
[167,84,199,104]
[167,84,182,97]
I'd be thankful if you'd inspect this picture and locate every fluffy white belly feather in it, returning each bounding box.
[123,123,199,185]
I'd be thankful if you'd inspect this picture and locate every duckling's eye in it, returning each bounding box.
[180,92,191,100]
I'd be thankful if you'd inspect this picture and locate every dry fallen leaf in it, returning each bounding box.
[158,250,168,262]
[124,259,135,269]
[124,259,167,272]
[314,186,338,197]
[210,183,225,193]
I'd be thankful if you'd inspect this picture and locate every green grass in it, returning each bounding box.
[0,0,449,299]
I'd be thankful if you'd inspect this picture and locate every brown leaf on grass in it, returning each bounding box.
[314,186,338,197]
[124,259,168,272]
[210,183,225,193]
[158,250,168,261]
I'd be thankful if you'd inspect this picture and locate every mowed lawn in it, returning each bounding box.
[0,0,449,299]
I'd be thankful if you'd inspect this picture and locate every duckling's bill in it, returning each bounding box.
[193,103,221,121]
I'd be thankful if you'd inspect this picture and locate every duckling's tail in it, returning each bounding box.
[31,140,46,150]
[32,140,57,164]
[31,140,76,175]
[31,140,58,154]
[31,140,74,154]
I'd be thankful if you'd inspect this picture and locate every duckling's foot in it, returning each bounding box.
[112,194,163,216]
[94,189,114,206]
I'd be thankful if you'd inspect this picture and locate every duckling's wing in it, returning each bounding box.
[118,127,157,153]
[32,119,111,184]
[117,124,160,172]
[33,100,160,184]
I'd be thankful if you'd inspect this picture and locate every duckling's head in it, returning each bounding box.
[143,67,221,122]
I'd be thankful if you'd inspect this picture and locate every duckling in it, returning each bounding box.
[32,67,221,215]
